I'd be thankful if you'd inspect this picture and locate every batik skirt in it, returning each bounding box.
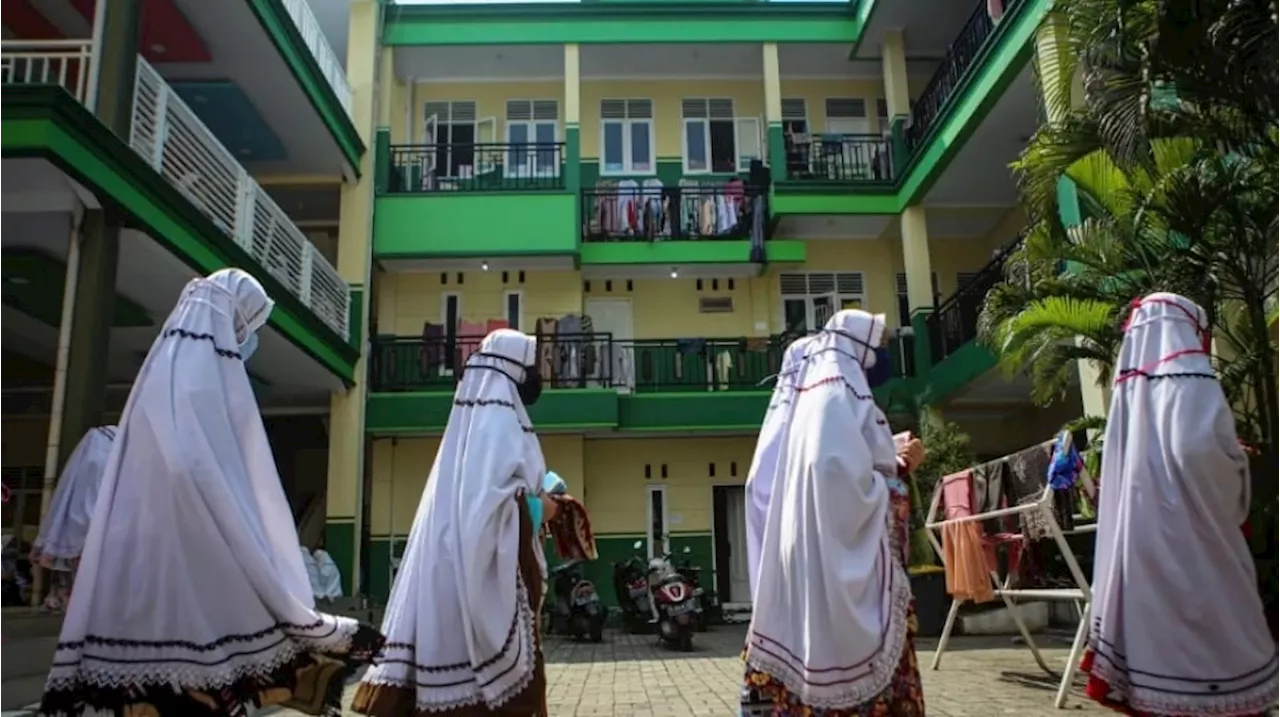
[740,604,926,717]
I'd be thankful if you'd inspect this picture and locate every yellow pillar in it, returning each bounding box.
[325,0,381,596]
[900,205,933,312]
[564,44,582,194]
[762,43,786,184]
[881,30,911,119]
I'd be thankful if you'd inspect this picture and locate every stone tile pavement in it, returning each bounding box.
[266,625,1111,716]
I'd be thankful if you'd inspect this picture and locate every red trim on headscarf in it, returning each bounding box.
[1114,297,1212,384]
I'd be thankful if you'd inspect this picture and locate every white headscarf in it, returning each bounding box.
[45,269,359,699]
[361,329,547,712]
[745,310,910,710]
[31,426,116,570]
[1088,292,1277,715]
[746,336,813,598]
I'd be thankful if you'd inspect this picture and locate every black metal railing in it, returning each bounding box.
[926,237,1024,364]
[369,333,794,394]
[906,0,1019,153]
[613,337,786,392]
[369,332,611,392]
[386,143,566,193]
[784,133,893,182]
[581,185,768,242]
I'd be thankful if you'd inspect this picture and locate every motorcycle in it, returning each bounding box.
[673,546,717,632]
[638,541,699,652]
[547,560,607,642]
[611,552,653,635]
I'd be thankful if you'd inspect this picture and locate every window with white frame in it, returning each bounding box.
[681,98,761,174]
[600,99,654,175]
[503,290,524,331]
[779,272,865,334]
[423,101,496,178]
[876,98,890,132]
[825,98,870,135]
[782,98,810,174]
[504,100,560,178]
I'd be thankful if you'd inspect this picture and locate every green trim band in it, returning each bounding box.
[2,88,359,383]
[245,0,366,173]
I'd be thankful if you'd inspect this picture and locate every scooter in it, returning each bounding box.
[639,541,699,652]
[673,547,717,632]
[611,552,653,635]
[547,560,607,642]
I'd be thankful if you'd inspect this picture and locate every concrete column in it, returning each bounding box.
[1034,13,1107,419]
[91,0,142,136]
[564,44,581,195]
[901,205,935,373]
[762,43,787,184]
[326,0,380,597]
[55,210,120,470]
[880,30,912,171]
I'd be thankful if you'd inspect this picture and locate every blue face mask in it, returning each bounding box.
[240,332,260,362]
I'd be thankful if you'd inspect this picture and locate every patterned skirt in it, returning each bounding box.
[741,604,926,717]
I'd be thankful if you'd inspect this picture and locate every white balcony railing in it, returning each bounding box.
[130,58,350,340]
[0,39,93,104]
[0,45,351,342]
[280,0,353,120]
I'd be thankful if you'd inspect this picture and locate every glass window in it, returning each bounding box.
[603,122,625,172]
[629,124,652,172]
[685,120,709,172]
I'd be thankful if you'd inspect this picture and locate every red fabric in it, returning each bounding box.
[546,495,597,561]
[1078,651,1267,717]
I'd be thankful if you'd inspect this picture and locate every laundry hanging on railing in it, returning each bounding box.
[585,178,752,240]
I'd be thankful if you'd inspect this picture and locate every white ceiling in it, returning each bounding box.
[777,205,1014,242]
[155,0,352,176]
[924,65,1038,206]
[395,43,940,81]
[2,159,342,407]
[856,0,984,59]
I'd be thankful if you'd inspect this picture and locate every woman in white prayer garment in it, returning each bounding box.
[39,268,384,717]
[742,310,926,716]
[313,540,345,601]
[1080,293,1278,717]
[354,328,572,717]
[31,425,117,610]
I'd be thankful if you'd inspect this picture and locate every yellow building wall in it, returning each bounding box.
[387,77,923,162]
[368,434,586,537]
[376,269,584,336]
[582,436,756,535]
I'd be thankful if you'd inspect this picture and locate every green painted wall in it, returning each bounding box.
[579,239,804,266]
[323,518,356,596]
[366,389,620,435]
[373,193,578,259]
[384,5,866,46]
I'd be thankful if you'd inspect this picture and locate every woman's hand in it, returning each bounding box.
[898,438,926,474]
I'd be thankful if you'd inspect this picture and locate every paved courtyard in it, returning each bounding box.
[277,625,1109,716]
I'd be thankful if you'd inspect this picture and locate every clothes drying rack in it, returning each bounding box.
[924,477,1095,708]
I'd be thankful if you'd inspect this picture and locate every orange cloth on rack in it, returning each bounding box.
[943,521,995,603]
[939,470,996,603]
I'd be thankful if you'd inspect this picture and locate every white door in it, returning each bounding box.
[646,485,669,560]
[723,486,751,603]
[584,298,634,388]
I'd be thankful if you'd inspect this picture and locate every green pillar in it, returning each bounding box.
[57,210,120,469]
[56,0,141,466]
[91,0,143,137]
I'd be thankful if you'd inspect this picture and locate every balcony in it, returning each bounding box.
[905,0,1024,155]
[1,42,351,341]
[783,132,894,185]
[279,0,353,121]
[925,236,1023,364]
[369,333,786,395]
[581,184,767,243]
[1,40,92,103]
[387,142,566,193]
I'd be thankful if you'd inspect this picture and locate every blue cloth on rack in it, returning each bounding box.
[1047,431,1084,491]
[675,339,706,355]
